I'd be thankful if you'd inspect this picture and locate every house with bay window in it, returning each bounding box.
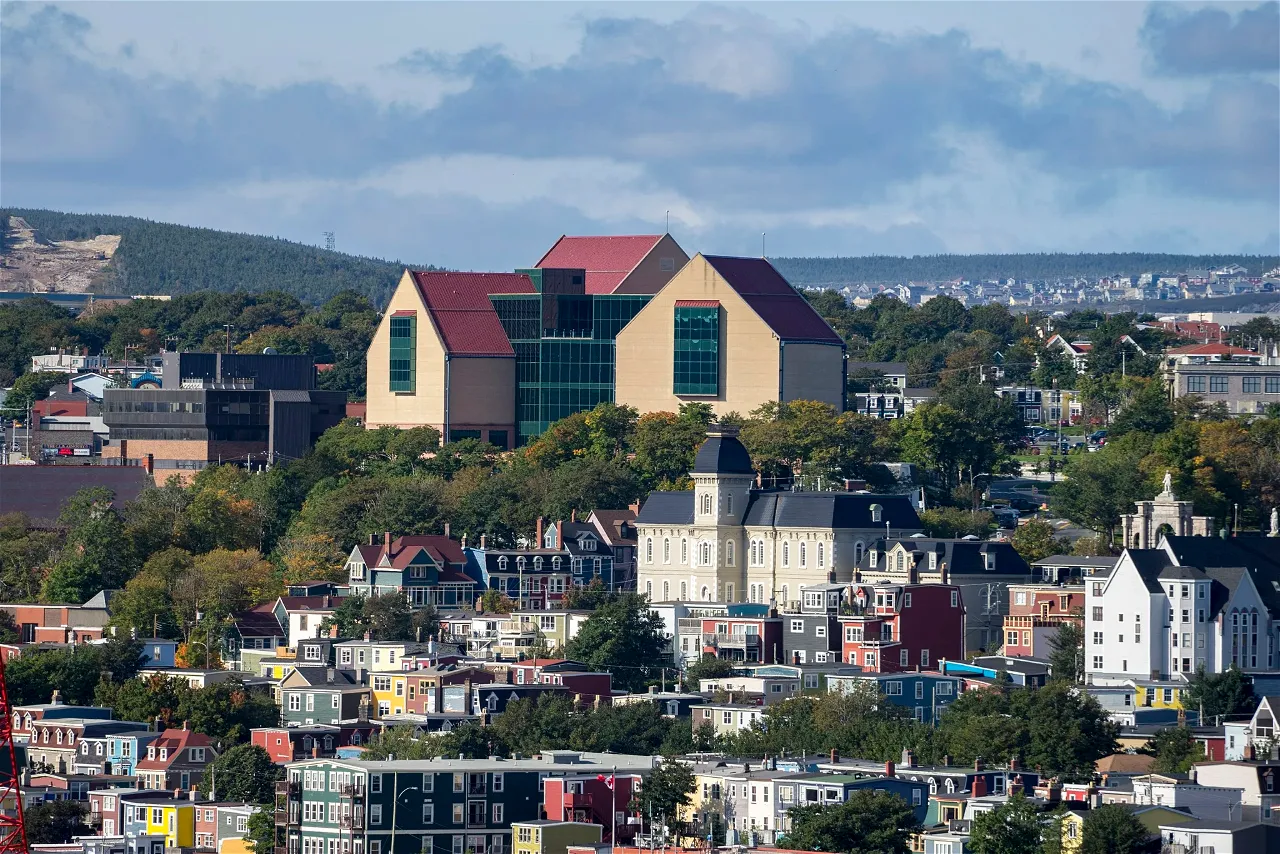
[347,534,477,609]
[1084,535,1280,692]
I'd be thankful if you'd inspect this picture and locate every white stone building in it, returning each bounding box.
[635,426,921,605]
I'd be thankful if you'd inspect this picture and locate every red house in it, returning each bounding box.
[504,659,613,703]
[251,723,377,764]
[1002,583,1085,658]
[543,772,641,843]
[837,583,964,672]
[699,613,784,664]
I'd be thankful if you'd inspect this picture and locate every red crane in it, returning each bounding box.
[0,656,28,852]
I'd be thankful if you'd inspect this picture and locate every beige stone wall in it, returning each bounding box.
[615,233,691,295]
[615,255,783,417]
[781,342,845,410]
[444,357,516,439]
[365,271,448,430]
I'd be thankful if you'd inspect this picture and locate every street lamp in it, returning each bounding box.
[390,779,422,854]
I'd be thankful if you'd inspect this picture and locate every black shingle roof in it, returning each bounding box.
[745,492,921,530]
[858,538,1031,576]
[1125,549,1175,593]
[693,434,754,475]
[636,491,695,525]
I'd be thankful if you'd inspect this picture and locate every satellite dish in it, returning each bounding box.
[263,347,278,355]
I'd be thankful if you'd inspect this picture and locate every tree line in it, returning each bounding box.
[3,209,432,306]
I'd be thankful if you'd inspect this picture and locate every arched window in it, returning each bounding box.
[854,541,865,564]
[701,586,710,601]
[700,494,712,515]
[663,581,670,600]
[700,542,712,565]
[945,779,955,794]
[552,556,562,570]
[645,539,653,564]
[663,539,671,563]
[800,543,807,568]
[646,581,654,599]
[726,541,735,566]
[782,543,790,567]
[871,504,883,523]
[681,539,688,564]
[896,552,905,572]
[726,495,733,515]
[498,556,508,571]
[680,582,688,600]
[517,556,527,572]
[56,730,63,744]
[533,557,543,572]
[818,543,825,568]
[929,779,938,795]
[780,584,789,606]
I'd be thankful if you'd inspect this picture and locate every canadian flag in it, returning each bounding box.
[596,773,615,790]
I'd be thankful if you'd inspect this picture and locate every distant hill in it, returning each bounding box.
[1,209,434,306]
[771,253,1280,286]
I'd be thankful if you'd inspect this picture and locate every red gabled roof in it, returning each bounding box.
[536,235,664,295]
[410,271,534,357]
[1167,343,1255,357]
[702,256,843,344]
[135,727,214,770]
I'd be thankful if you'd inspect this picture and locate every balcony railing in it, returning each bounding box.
[703,633,760,648]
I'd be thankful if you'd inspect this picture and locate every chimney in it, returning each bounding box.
[189,790,201,801]
[974,757,984,772]
[174,789,183,800]
[629,502,640,515]
[323,596,331,608]
[327,668,335,684]
[829,749,838,764]
[444,522,451,539]
[535,517,544,548]
[384,531,391,552]
[369,533,376,546]
[1009,774,1024,796]
[50,690,62,705]
[364,631,372,642]
[901,748,915,769]
[182,720,189,731]
[556,521,563,550]
[313,746,320,758]
[971,775,987,798]
[570,509,576,523]
[68,377,74,394]
[461,534,468,549]
[884,761,895,778]
[143,454,154,475]
[1009,757,1019,772]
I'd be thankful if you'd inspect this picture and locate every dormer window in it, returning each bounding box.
[498,556,508,571]
[516,557,526,572]
[533,557,543,572]
[984,552,996,571]
[871,504,883,523]
[552,556,562,570]
[929,552,937,571]
[579,536,596,552]
[870,549,878,567]
[147,747,156,759]
[159,748,168,761]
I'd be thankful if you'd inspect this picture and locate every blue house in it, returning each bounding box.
[827,672,966,724]
[466,520,616,609]
[942,656,1050,688]
[780,773,930,825]
[137,639,178,669]
[346,535,477,608]
[107,730,161,777]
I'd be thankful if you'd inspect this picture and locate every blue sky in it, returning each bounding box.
[2,1,1277,270]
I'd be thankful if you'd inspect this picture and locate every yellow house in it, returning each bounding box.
[371,672,408,718]
[615,254,846,418]
[1133,680,1186,710]
[513,820,603,854]
[145,802,196,848]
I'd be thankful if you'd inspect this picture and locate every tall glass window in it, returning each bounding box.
[673,305,720,395]
[389,314,416,393]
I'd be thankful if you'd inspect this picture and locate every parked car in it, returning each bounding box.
[1088,430,1107,444]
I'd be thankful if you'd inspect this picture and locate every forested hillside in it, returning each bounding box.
[1,209,433,306]
[772,253,1280,285]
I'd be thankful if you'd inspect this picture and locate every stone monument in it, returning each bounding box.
[1121,471,1213,549]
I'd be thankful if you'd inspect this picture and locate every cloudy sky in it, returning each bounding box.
[2,1,1277,270]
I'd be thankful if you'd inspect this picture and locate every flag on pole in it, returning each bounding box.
[597,773,616,790]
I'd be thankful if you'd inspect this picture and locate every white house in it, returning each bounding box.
[1084,538,1277,686]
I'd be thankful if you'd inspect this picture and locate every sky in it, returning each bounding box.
[1,1,1277,271]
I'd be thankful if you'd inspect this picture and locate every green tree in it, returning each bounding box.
[682,655,736,691]
[641,761,696,828]
[563,593,668,692]
[0,609,18,644]
[360,725,444,761]
[1047,621,1084,684]
[42,487,135,603]
[632,404,715,488]
[0,513,58,601]
[918,507,995,539]
[1052,433,1153,544]
[4,644,105,706]
[0,371,64,416]
[1145,727,1205,774]
[1109,378,1174,439]
[24,799,90,844]
[1185,666,1257,721]
[1079,804,1150,854]
[245,805,277,854]
[968,795,1043,854]
[1010,518,1068,562]
[489,695,574,756]
[781,790,921,854]
[197,744,282,802]
[180,678,280,744]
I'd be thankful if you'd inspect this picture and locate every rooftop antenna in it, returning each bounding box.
[665,210,669,234]
[762,232,766,258]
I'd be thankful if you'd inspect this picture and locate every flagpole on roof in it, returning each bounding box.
[611,765,618,854]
